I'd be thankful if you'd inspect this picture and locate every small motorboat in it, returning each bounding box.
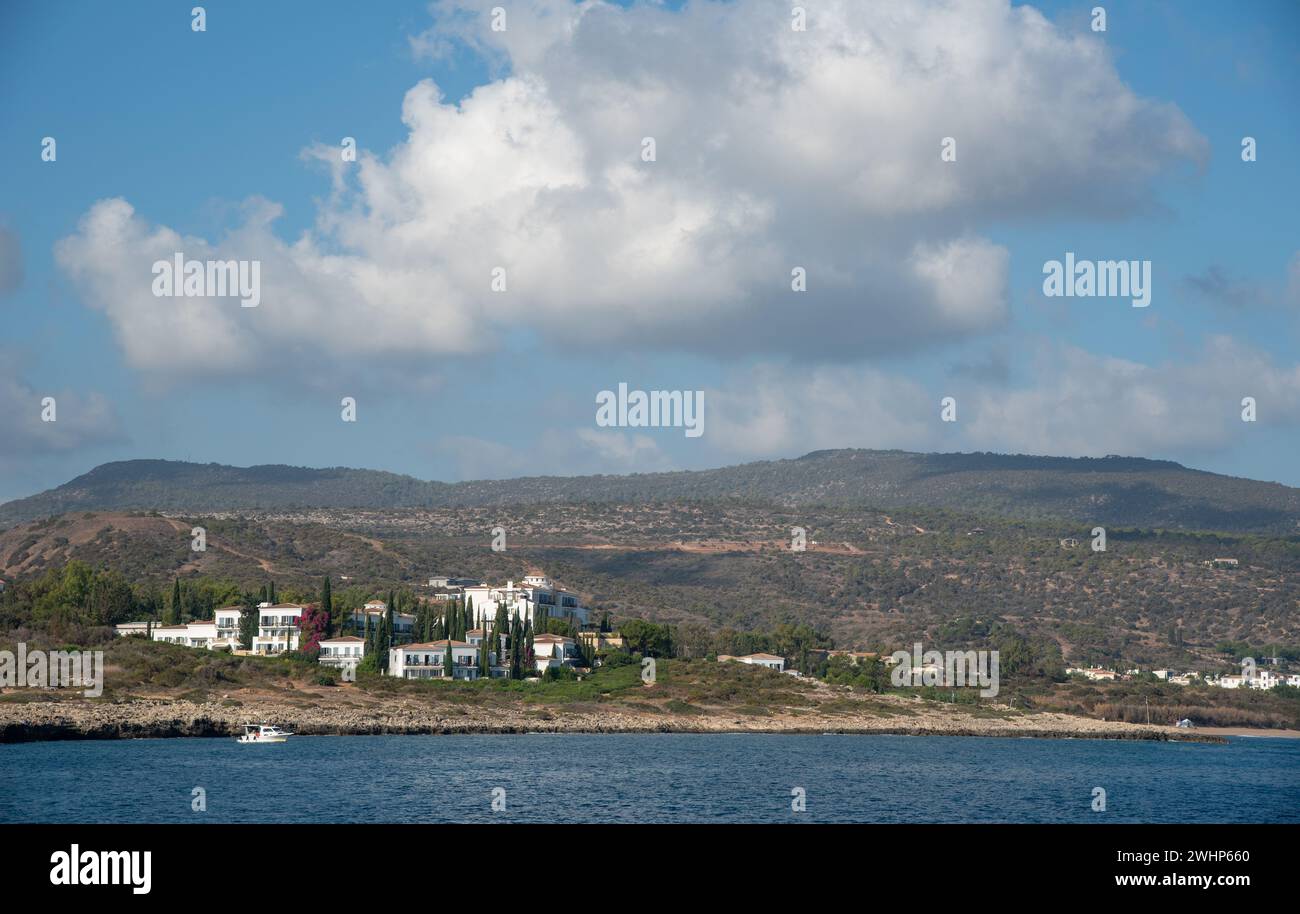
[237,724,293,743]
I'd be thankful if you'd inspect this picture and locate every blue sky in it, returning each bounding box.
[1,0,1297,504]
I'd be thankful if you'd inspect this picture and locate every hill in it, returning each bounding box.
[3,504,1297,672]
[2,450,1298,533]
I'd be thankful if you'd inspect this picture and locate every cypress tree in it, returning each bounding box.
[240,596,257,651]
[494,602,509,641]
[444,639,453,679]
[320,576,333,635]
[168,578,181,625]
[268,580,276,604]
[510,614,523,679]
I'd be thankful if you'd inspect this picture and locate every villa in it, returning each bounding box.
[253,603,304,654]
[462,576,589,627]
[152,620,217,649]
[214,606,243,649]
[388,640,480,680]
[578,630,624,652]
[533,634,579,673]
[718,653,786,673]
[1066,667,1118,681]
[318,636,365,673]
[349,601,417,639]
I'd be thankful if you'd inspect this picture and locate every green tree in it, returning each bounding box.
[167,578,181,625]
[239,595,258,651]
[320,576,333,635]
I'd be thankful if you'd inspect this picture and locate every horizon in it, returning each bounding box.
[3,0,1298,502]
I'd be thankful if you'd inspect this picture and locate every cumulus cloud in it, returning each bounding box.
[707,363,941,457]
[0,367,124,456]
[436,428,671,478]
[55,0,1205,382]
[705,337,1300,460]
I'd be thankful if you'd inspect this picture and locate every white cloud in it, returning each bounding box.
[964,337,1300,456]
[55,0,1205,381]
[707,363,940,457]
[705,338,1300,460]
[437,428,670,479]
[0,367,123,457]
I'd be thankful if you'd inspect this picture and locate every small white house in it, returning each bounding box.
[151,624,189,644]
[114,621,152,637]
[319,636,365,673]
[152,620,217,649]
[533,634,577,665]
[719,652,786,673]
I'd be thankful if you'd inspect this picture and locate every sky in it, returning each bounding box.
[1,0,1297,504]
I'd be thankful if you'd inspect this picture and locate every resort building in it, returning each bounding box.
[461,577,589,627]
[388,640,480,680]
[254,603,303,654]
[152,620,217,649]
[718,653,786,673]
[349,601,417,639]
[214,606,244,649]
[533,634,578,673]
[578,631,624,652]
[318,636,365,673]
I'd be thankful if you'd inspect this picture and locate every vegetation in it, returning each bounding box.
[3,450,1298,532]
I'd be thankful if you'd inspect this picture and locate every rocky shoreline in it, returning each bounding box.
[0,696,1227,744]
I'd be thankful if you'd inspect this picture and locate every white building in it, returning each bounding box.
[462,577,589,627]
[719,653,786,673]
[214,606,244,649]
[152,620,217,649]
[150,624,189,645]
[319,636,365,673]
[254,603,303,654]
[350,601,417,639]
[114,621,151,637]
[533,634,579,673]
[388,640,479,680]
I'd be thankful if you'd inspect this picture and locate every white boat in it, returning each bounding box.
[236,724,293,743]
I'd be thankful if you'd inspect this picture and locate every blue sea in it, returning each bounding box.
[1,733,1296,823]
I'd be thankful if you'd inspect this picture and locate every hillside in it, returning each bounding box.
[3,450,1298,533]
[3,504,1297,672]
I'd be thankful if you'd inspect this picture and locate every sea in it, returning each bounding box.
[1,733,1296,823]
